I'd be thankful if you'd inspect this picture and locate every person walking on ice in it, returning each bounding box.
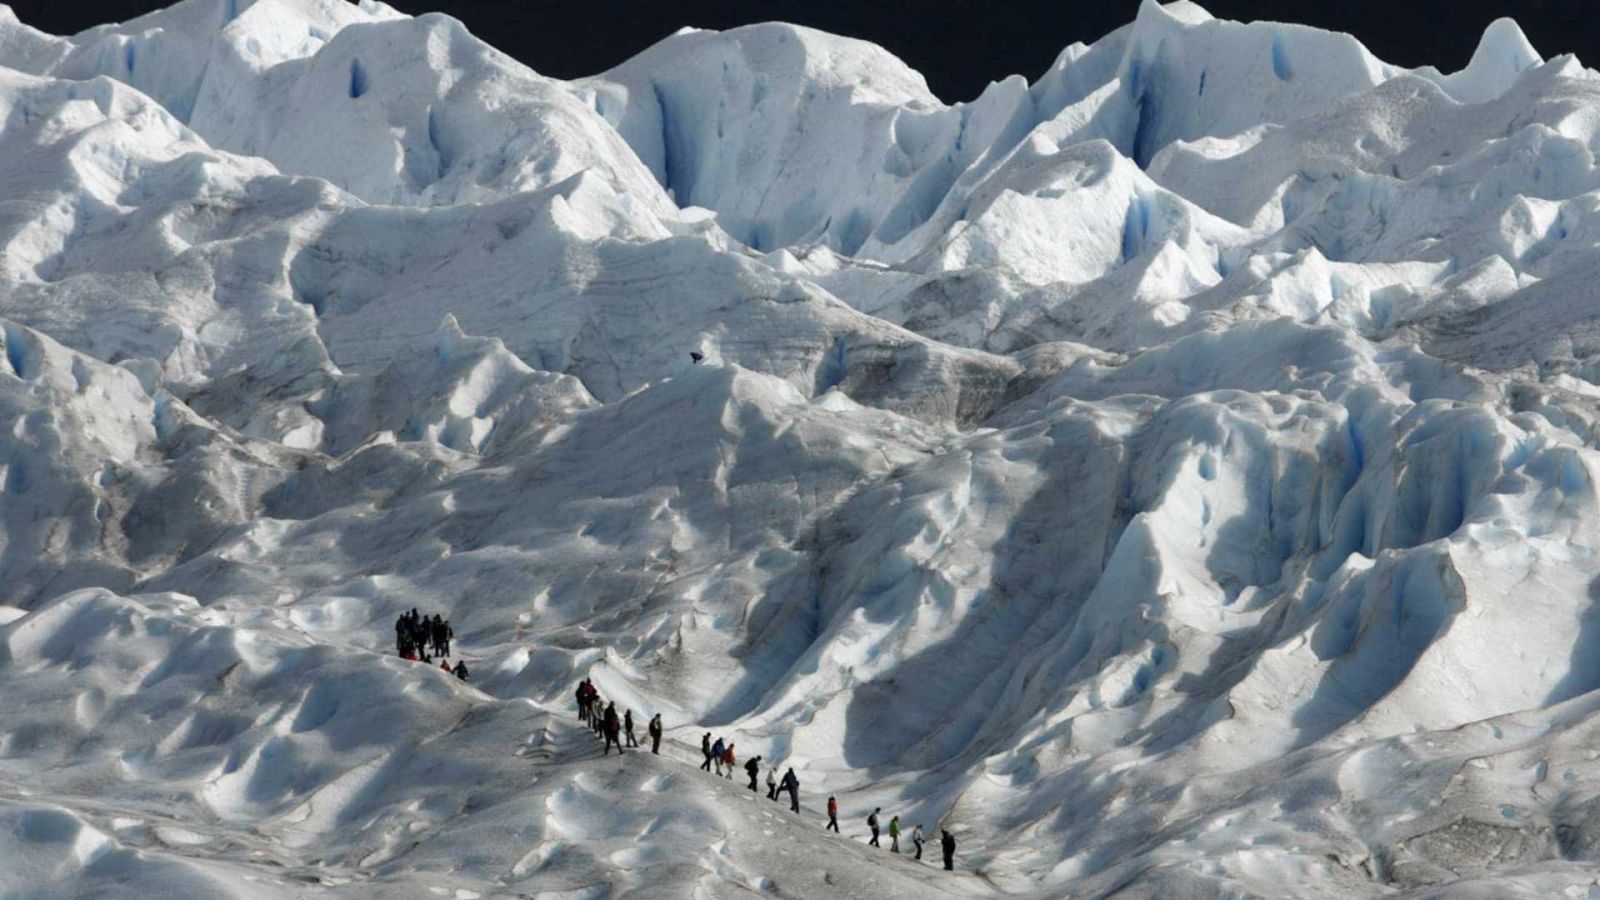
[624,709,638,748]
[648,714,663,754]
[868,808,881,847]
[941,829,956,871]
[766,766,778,800]
[602,702,624,755]
[745,755,762,792]
[826,796,840,832]
[722,743,736,779]
[889,815,901,853]
[575,679,593,725]
[781,768,799,813]
[711,738,725,776]
[701,733,712,770]
[912,824,925,860]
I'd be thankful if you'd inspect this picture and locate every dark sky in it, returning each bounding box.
[8,0,1595,103]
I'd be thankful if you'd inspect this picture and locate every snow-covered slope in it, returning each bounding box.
[4,0,1600,897]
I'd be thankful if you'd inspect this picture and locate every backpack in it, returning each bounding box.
[868,813,878,828]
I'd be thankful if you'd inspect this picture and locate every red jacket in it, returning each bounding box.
[827,798,838,816]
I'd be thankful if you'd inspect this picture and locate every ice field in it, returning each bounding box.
[4,0,1600,895]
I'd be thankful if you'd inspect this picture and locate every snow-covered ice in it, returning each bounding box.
[3,0,1600,896]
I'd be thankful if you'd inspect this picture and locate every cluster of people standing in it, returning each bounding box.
[396,608,467,681]
[575,678,662,756]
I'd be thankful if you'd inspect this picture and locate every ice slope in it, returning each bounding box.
[5,0,1600,898]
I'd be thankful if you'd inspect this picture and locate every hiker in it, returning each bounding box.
[826,796,840,832]
[941,830,956,871]
[711,738,726,776]
[395,616,407,655]
[701,733,713,771]
[868,808,881,847]
[912,824,925,860]
[440,659,452,674]
[889,815,901,853]
[602,702,623,755]
[453,660,469,681]
[766,767,778,800]
[781,768,799,813]
[722,743,736,780]
[745,755,762,792]
[574,680,589,723]
[648,714,663,754]
[594,699,607,736]
[440,617,453,656]
[624,710,639,748]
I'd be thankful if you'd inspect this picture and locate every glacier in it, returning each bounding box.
[2,0,1600,896]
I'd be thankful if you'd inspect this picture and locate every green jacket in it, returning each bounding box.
[889,819,901,837]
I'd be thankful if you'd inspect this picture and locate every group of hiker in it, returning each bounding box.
[697,733,803,813]
[864,806,957,870]
[575,677,960,873]
[575,678,662,756]
[698,734,958,872]
[396,608,468,681]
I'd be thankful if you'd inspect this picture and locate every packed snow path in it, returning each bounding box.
[8,0,1600,895]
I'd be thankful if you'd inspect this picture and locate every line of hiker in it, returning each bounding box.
[574,678,958,873]
[396,608,468,681]
[693,728,957,871]
[863,806,957,870]
[575,678,661,756]
[698,731,802,813]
